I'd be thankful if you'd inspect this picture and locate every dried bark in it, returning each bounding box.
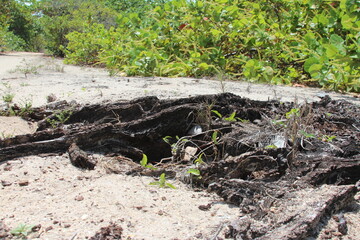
[0,93,359,239]
[68,143,96,170]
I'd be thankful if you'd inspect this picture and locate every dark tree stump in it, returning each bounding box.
[0,93,359,239]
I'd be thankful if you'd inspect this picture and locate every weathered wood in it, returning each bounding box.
[0,93,359,239]
[222,182,357,240]
[68,143,96,169]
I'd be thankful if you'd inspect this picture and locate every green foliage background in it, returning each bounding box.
[1,0,359,92]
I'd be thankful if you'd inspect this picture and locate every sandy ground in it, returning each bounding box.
[1,155,238,239]
[0,52,359,239]
[0,52,358,108]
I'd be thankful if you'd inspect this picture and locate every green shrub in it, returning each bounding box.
[63,0,359,92]
[40,0,118,56]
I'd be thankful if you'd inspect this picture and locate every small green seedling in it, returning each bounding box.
[285,108,300,119]
[149,173,176,189]
[162,136,172,145]
[163,135,189,155]
[321,135,336,142]
[140,154,157,170]
[224,111,237,122]
[10,59,41,78]
[211,110,223,118]
[212,110,247,123]
[187,168,202,179]
[47,109,72,128]
[10,223,34,238]
[237,118,250,123]
[194,153,205,166]
[299,130,316,139]
[212,131,219,144]
[2,93,15,104]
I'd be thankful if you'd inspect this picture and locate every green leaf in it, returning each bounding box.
[324,44,339,58]
[149,182,160,186]
[286,108,300,119]
[149,173,176,189]
[330,34,346,55]
[194,153,204,166]
[299,130,316,138]
[198,62,209,70]
[224,111,237,121]
[212,131,218,144]
[313,14,329,26]
[308,64,323,78]
[304,32,318,48]
[211,110,222,118]
[210,29,222,38]
[162,136,172,144]
[341,13,358,30]
[140,154,148,167]
[165,183,177,189]
[10,224,34,236]
[145,164,157,170]
[330,34,344,46]
[159,173,166,186]
[304,57,320,72]
[187,168,201,176]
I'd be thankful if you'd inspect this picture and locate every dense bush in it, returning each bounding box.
[39,0,118,56]
[0,0,42,51]
[64,0,359,92]
[1,0,359,92]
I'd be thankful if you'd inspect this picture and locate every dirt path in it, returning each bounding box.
[0,52,358,108]
[0,52,359,240]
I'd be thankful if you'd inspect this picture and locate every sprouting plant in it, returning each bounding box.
[47,109,73,128]
[149,173,176,189]
[224,111,237,122]
[10,223,34,239]
[186,168,202,179]
[211,110,223,119]
[285,108,300,119]
[163,135,189,155]
[140,153,148,166]
[10,59,41,78]
[2,93,15,104]
[321,135,336,142]
[14,99,33,117]
[211,110,248,123]
[211,131,219,144]
[1,82,15,105]
[299,130,316,139]
[194,153,205,166]
[162,136,172,145]
[140,154,157,170]
[238,118,250,123]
